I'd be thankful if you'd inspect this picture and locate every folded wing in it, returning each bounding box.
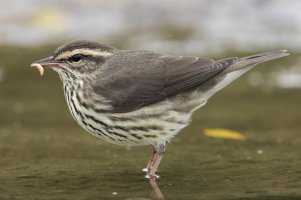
[93,52,237,113]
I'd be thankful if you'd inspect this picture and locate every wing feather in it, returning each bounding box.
[93,52,237,113]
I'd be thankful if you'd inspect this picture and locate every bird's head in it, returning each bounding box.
[31,40,116,81]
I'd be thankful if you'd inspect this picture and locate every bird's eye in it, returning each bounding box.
[69,54,83,62]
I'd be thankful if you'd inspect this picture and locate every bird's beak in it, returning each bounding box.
[31,56,60,76]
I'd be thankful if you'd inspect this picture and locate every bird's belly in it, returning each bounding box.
[65,89,191,146]
[107,111,191,146]
[73,110,189,146]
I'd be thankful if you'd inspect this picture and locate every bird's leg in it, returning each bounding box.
[143,145,157,172]
[145,143,166,179]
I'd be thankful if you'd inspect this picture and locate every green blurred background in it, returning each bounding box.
[0,1,300,199]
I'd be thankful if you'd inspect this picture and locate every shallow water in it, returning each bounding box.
[0,47,300,200]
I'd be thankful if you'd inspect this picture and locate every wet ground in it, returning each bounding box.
[0,46,300,200]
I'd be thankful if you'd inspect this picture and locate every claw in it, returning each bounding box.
[145,174,160,179]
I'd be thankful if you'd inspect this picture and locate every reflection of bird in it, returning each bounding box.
[31,40,289,178]
[149,178,165,200]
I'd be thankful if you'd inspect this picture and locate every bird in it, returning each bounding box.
[31,40,289,178]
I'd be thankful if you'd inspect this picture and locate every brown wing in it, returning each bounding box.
[92,51,237,113]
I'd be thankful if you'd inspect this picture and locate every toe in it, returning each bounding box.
[145,174,160,179]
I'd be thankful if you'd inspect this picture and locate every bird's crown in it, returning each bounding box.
[53,40,116,61]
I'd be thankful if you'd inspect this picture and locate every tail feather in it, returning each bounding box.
[223,50,289,73]
[201,50,289,98]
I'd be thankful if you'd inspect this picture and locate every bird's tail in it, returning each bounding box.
[223,50,289,74]
[202,50,289,98]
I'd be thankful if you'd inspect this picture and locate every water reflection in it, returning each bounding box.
[125,179,165,200]
[149,178,165,200]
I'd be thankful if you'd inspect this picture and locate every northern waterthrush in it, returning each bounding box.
[31,40,289,178]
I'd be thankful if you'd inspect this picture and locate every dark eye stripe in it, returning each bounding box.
[68,54,84,62]
[55,53,107,65]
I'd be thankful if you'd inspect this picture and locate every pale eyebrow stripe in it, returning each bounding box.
[56,49,113,60]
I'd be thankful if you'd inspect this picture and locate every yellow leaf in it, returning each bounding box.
[203,128,246,141]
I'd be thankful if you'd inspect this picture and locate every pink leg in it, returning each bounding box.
[146,150,158,173]
[142,145,156,172]
[145,143,166,179]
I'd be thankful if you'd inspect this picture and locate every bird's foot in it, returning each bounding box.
[143,167,160,179]
[145,174,160,179]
